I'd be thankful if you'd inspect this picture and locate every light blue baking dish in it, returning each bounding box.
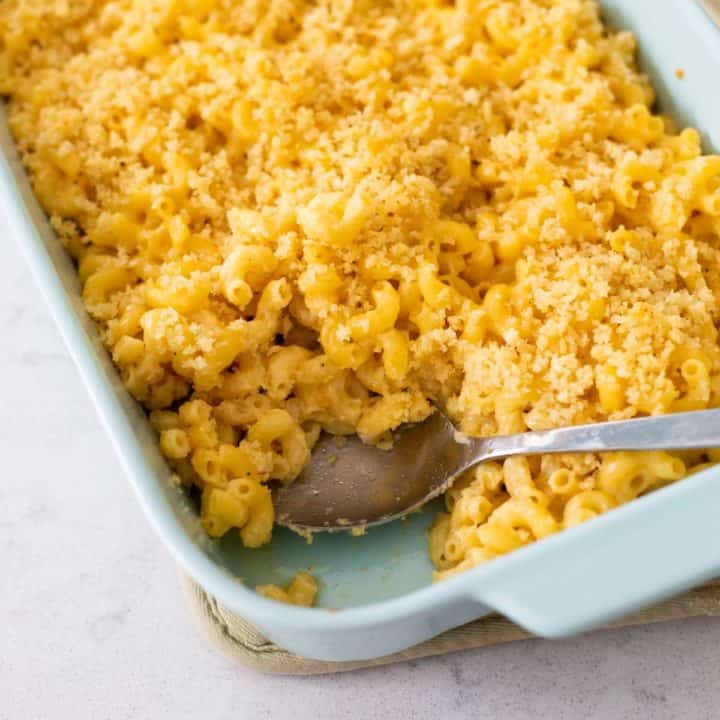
[2,0,720,662]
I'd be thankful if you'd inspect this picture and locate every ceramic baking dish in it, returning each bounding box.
[3,0,720,662]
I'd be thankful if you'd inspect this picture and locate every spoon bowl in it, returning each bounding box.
[273,412,476,531]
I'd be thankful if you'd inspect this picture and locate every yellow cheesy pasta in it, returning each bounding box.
[3,0,720,586]
[256,571,319,607]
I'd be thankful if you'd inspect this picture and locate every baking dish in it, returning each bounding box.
[2,0,720,662]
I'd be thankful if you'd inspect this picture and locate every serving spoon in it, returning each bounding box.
[273,408,720,531]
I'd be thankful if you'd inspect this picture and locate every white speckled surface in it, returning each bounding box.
[2,208,720,720]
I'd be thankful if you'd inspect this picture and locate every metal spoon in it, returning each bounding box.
[274,408,720,531]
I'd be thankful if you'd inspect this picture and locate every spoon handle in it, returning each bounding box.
[481,408,720,460]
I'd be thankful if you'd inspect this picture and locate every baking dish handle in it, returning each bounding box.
[468,468,720,637]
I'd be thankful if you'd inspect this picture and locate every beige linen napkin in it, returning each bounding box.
[181,576,720,675]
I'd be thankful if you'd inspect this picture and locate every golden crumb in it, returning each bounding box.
[676,68,685,79]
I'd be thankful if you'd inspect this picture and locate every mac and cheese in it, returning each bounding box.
[256,571,319,607]
[3,0,720,591]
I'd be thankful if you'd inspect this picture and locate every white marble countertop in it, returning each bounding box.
[2,210,720,720]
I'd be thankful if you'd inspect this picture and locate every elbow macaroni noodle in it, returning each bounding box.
[256,571,319,607]
[3,0,720,592]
